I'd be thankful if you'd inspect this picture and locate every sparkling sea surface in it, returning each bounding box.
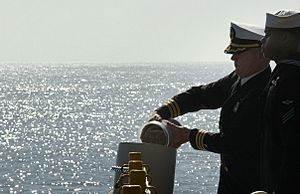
[0,63,232,194]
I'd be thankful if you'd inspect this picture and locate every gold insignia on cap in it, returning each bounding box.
[224,22,264,54]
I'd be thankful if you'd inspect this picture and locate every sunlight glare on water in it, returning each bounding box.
[0,63,232,193]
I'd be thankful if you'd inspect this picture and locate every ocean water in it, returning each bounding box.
[0,62,233,194]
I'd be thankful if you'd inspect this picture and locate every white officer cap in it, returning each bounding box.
[225,22,264,54]
[266,10,300,29]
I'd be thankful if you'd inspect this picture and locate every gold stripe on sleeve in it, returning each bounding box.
[200,129,207,150]
[166,99,181,117]
[196,129,208,150]
[166,103,174,118]
[165,99,178,118]
[164,100,174,118]
[168,100,178,117]
[171,99,181,117]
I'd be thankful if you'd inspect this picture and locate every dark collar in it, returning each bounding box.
[276,53,300,67]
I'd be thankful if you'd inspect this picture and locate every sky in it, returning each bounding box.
[0,0,299,64]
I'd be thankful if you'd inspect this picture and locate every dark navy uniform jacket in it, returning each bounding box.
[155,66,271,194]
[261,55,300,194]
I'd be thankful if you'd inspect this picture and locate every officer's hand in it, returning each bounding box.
[164,120,190,148]
[148,111,162,121]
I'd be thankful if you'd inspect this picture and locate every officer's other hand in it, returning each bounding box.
[164,120,190,148]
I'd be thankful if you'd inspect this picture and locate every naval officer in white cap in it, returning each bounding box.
[260,10,300,194]
[143,22,270,194]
